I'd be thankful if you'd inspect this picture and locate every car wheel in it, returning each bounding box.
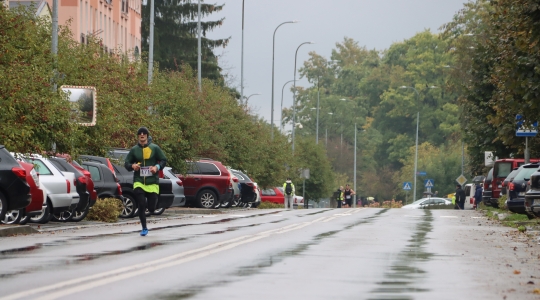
[197,189,218,209]
[52,210,73,222]
[153,208,165,215]
[0,191,7,221]
[30,202,51,224]
[251,202,260,208]
[120,194,136,218]
[70,205,89,222]
[1,209,22,225]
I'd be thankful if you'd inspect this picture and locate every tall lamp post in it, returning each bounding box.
[399,86,420,203]
[280,80,295,132]
[399,85,437,202]
[271,21,297,140]
[292,41,314,154]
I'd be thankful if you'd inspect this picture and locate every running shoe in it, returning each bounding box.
[140,228,148,236]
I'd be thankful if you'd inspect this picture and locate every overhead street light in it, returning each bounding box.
[280,79,295,132]
[245,93,261,105]
[292,41,315,154]
[271,20,298,141]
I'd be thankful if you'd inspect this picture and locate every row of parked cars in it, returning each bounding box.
[481,158,540,218]
[0,145,274,225]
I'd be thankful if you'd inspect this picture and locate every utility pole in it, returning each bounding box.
[197,0,202,91]
[51,0,58,91]
[147,0,155,84]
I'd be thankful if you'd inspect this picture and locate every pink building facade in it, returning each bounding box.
[45,0,142,56]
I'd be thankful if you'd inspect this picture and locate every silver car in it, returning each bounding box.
[163,167,186,207]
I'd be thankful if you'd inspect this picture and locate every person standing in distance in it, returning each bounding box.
[283,177,295,209]
[455,184,466,210]
[124,127,167,236]
[336,186,344,208]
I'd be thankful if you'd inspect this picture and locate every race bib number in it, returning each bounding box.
[140,166,151,177]
[346,195,351,199]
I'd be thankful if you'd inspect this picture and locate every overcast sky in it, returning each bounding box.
[206,0,467,127]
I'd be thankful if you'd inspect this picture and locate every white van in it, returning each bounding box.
[464,183,480,210]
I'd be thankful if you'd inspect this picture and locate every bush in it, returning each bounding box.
[498,195,508,210]
[257,202,284,209]
[381,200,403,208]
[86,198,123,222]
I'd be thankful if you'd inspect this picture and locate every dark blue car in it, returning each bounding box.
[507,163,540,214]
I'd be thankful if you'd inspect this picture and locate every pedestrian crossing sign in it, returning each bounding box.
[403,182,412,190]
[424,179,434,188]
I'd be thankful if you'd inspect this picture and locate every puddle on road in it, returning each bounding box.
[157,209,388,299]
[297,209,333,217]
[368,210,433,300]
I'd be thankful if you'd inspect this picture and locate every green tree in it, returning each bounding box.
[141,0,229,81]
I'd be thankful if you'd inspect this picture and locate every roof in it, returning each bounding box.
[9,0,50,16]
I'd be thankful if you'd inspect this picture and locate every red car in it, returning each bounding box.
[4,161,45,225]
[176,159,233,209]
[261,187,285,204]
[261,187,303,207]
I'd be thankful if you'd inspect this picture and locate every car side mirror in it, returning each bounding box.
[525,178,530,182]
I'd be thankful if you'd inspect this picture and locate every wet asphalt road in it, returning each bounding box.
[0,208,539,300]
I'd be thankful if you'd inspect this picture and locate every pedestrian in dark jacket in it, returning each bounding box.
[474,184,483,210]
[455,184,466,210]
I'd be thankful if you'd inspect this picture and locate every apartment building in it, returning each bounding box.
[42,0,142,56]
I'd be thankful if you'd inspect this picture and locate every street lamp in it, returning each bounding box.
[399,85,437,202]
[280,79,295,132]
[245,93,261,106]
[292,41,315,154]
[271,20,298,141]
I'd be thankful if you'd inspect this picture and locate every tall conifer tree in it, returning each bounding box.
[141,0,229,81]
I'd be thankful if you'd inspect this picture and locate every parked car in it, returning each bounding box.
[176,159,233,209]
[163,167,186,208]
[79,155,118,177]
[524,168,540,218]
[501,168,519,197]
[1,161,44,225]
[261,187,285,204]
[507,163,540,214]
[49,157,93,222]
[18,155,80,223]
[221,168,241,208]
[0,146,31,221]
[80,161,123,204]
[482,168,494,206]
[463,183,479,210]
[112,163,174,217]
[492,158,540,206]
[229,169,257,207]
[402,197,452,209]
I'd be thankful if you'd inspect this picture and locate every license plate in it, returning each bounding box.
[140,166,151,177]
[518,192,525,196]
[534,199,540,205]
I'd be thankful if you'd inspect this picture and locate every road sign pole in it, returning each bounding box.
[525,136,530,164]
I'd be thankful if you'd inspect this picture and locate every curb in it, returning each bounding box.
[0,225,40,237]
[166,208,250,215]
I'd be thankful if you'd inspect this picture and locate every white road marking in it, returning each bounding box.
[1,216,329,300]
[471,217,486,219]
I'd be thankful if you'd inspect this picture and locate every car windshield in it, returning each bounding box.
[495,162,512,178]
[411,198,428,205]
[513,167,539,181]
